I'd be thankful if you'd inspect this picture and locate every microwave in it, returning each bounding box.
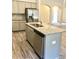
[25,8,39,22]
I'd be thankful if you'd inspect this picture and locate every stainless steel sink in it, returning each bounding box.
[30,23,43,27]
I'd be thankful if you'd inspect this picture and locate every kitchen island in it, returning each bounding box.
[25,22,65,59]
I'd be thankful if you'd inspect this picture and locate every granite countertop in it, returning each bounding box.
[25,22,65,35]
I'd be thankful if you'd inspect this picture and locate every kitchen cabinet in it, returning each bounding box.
[12,14,26,31]
[25,23,63,59]
[26,25,35,44]
[12,21,19,31]
[31,3,37,8]
[25,0,36,3]
[18,1,25,13]
[33,31,44,58]
[12,20,26,31]
[26,25,44,58]
[19,21,26,30]
[12,1,18,13]
[25,2,31,8]
[15,0,36,3]
[12,1,37,13]
[25,2,37,8]
[44,33,61,59]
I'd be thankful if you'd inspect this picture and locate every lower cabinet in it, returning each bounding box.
[26,25,35,44]
[33,31,44,58]
[26,25,44,58]
[12,21,26,31]
[19,21,26,30]
[44,33,61,59]
[12,21,20,31]
[26,24,62,59]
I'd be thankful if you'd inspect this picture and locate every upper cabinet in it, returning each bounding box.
[12,1,18,13]
[18,1,25,13]
[25,2,37,8]
[12,0,37,13]
[31,3,37,8]
[13,0,37,3]
[24,0,36,3]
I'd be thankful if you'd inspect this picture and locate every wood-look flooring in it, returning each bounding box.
[12,31,66,59]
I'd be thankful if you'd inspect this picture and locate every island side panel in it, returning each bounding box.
[44,33,62,59]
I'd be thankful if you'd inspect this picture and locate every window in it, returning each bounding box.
[52,6,59,24]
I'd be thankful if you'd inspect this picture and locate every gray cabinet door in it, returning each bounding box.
[44,33,61,59]
[33,32,43,58]
[26,25,35,45]
[26,25,44,58]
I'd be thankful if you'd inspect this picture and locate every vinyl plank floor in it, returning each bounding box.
[12,31,66,59]
[12,31,39,59]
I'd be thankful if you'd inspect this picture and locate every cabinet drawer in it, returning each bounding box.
[12,21,19,31]
[19,21,26,30]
